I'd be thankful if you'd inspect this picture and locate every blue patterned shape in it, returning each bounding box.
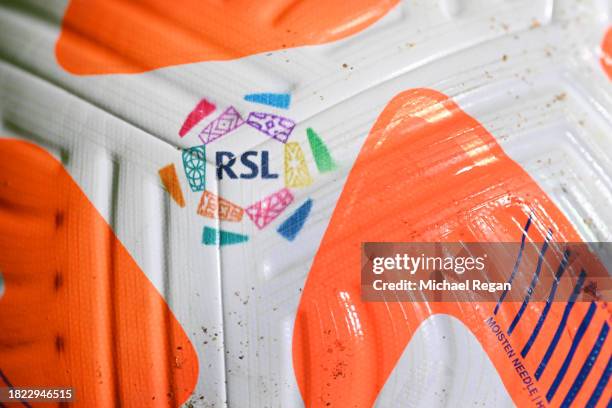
[277,199,312,241]
[244,93,291,109]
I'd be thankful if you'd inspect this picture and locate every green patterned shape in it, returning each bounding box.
[203,226,249,246]
[307,128,336,172]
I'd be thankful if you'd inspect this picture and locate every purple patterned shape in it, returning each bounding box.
[246,112,296,143]
[199,106,245,144]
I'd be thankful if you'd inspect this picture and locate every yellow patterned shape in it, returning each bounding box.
[284,142,313,188]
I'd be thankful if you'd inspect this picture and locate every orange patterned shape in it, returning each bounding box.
[159,163,186,208]
[292,89,611,407]
[0,139,199,407]
[55,0,400,75]
[197,190,244,222]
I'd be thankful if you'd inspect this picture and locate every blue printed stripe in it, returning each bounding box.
[244,93,291,109]
[521,249,570,357]
[508,230,552,335]
[586,356,612,408]
[494,215,532,315]
[535,270,587,380]
[562,321,609,407]
[277,199,312,241]
[546,301,597,402]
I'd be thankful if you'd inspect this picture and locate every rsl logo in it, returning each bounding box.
[159,94,337,240]
[182,146,281,186]
[215,150,278,180]
[180,144,291,190]
[181,142,312,191]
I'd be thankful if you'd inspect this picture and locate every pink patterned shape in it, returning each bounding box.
[179,98,216,137]
[245,188,294,229]
[199,106,245,144]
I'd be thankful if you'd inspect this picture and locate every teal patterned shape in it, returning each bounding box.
[182,145,206,191]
